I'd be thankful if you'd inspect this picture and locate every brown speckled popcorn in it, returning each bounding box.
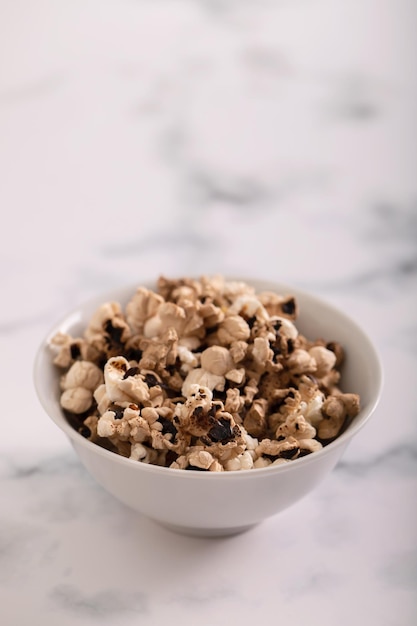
[49,275,360,471]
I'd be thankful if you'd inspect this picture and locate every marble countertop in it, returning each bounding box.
[1,1,416,624]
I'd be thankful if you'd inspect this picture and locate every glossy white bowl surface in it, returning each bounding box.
[34,279,383,536]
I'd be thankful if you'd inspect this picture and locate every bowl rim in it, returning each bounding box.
[33,277,384,479]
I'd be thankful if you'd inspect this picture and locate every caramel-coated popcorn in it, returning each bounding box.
[49,276,360,471]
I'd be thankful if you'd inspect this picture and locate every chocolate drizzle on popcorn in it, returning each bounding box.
[49,275,360,471]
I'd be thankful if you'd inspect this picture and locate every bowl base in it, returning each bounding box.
[156,521,259,538]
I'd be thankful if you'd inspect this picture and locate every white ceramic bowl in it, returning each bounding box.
[34,279,383,537]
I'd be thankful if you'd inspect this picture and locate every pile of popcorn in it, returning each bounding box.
[50,275,360,471]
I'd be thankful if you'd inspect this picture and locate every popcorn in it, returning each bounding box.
[256,436,301,461]
[272,316,298,341]
[188,450,216,470]
[200,346,234,376]
[130,442,159,464]
[258,292,298,320]
[275,414,317,441]
[93,383,110,414]
[225,451,254,471]
[58,360,104,413]
[229,295,269,322]
[139,327,178,371]
[243,398,268,438]
[181,345,241,396]
[126,287,164,334]
[170,448,224,471]
[50,275,360,471]
[181,368,225,397]
[177,345,200,373]
[229,340,248,364]
[316,393,360,440]
[50,332,83,368]
[60,387,94,414]
[84,302,131,358]
[216,315,251,345]
[308,346,337,378]
[61,360,103,391]
[286,349,317,375]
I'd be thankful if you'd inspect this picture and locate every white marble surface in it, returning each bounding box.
[1,0,416,624]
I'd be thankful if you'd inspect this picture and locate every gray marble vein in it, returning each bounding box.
[0,519,49,584]
[49,584,149,619]
[0,73,66,105]
[379,549,417,591]
[184,168,267,208]
[168,585,238,607]
[336,441,417,477]
[3,453,82,481]
[100,230,209,258]
[323,73,386,121]
[282,568,342,600]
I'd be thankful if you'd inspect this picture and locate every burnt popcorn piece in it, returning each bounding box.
[70,343,81,359]
[63,408,92,430]
[108,404,125,420]
[208,417,234,443]
[79,425,92,438]
[125,347,143,362]
[271,343,282,358]
[144,373,161,388]
[185,464,208,471]
[325,341,344,367]
[165,450,179,466]
[278,446,300,460]
[247,316,257,329]
[263,446,300,462]
[158,416,178,438]
[281,298,296,316]
[207,402,224,418]
[104,320,125,347]
[123,366,140,379]
[269,389,296,414]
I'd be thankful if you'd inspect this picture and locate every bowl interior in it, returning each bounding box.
[34,278,383,469]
